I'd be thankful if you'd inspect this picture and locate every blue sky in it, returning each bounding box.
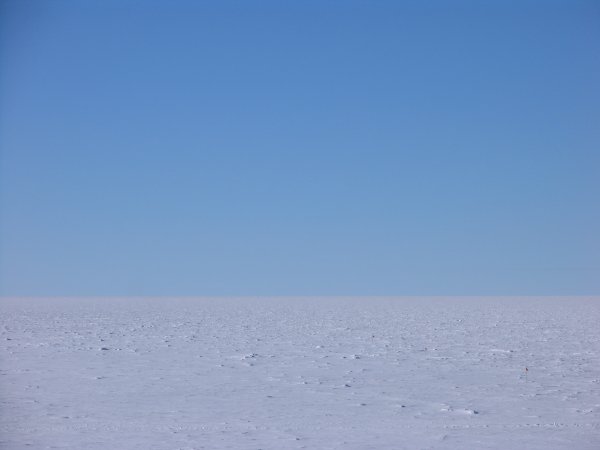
[1,0,598,296]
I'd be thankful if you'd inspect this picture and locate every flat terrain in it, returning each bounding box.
[1,297,599,449]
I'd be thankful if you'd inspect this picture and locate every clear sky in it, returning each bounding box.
[0,0,598,296]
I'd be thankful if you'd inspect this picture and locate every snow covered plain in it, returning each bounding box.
[1,297,599,449]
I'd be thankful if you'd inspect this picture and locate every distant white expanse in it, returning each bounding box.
[1,297,599,449]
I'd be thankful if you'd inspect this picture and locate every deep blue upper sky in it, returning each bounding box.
[1,0,598,296]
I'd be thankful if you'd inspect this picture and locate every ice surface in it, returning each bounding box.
[1,297,599,449]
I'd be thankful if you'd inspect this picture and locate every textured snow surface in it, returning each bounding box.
[1,297,599,449]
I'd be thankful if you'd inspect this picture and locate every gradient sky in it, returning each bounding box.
[0,0,598,296]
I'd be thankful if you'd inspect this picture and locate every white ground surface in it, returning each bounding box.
[1,297,599,449]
